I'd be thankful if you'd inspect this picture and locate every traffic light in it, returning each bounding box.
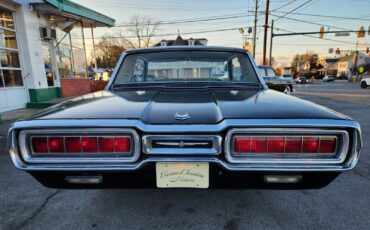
[335,48,340,55]
[357,26,365,38]
[319,26,324,39]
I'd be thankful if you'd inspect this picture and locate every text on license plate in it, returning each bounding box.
[156,162,209,188]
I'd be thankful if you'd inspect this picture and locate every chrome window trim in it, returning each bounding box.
[142,135,222,155]
[225,128,349,164]
[105,50,268,90]
[18,128,140,163]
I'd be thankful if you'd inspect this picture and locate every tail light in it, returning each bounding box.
[19,129,139,163]
[31,136,131,154]
[234,136,336,154]
[226,128,349,164]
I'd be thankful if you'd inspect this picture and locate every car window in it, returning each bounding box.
[231,57,243,81]
[259,68,266,76]
[266,68,275,76]
[114,51,260,84]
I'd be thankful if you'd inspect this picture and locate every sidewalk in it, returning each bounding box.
[0,96,74,122]
[0,108,43,122]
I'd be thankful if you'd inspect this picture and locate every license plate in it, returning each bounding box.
[156,162,209,188]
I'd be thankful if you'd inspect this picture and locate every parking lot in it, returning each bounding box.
[0,82,369,230]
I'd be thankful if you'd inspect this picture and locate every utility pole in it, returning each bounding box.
[252,0,258,59]
[269,19,274,66]
[262,0,270,65]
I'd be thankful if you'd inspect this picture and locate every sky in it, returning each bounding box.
[74,0,370,66]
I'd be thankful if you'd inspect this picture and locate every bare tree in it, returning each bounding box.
[125,15,160,48]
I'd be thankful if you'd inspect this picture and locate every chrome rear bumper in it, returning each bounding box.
[8,119,362,172]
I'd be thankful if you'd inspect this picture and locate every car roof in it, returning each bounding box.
[124,46,249,54]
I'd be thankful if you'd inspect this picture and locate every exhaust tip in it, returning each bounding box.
[65,176,102,184]
[263,175,302,184]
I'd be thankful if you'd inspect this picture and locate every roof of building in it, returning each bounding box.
[39,0,115,27]
[338,54,355,63]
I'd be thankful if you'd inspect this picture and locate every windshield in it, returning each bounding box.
[113,51,260,85]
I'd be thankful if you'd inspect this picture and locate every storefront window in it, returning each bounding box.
[0,8,15,29]
[0,73,4,87]
[0,50,20,68]
[0,30,17,49]
[42,44,54,86]
[55,24,87,79]
[0,8,22,88]
[3,69,23,87]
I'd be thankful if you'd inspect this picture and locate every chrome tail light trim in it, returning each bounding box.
[18,128,140,163]
[225,128,350,164]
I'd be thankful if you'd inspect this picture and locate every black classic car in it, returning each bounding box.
[258,65,294,94]
[8,47,362,189]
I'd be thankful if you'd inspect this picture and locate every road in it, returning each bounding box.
[0,82,369,230]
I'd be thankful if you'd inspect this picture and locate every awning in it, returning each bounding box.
[33,0,115,27]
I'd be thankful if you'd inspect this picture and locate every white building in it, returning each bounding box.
[337,52,370,78]
[0,0,114,112]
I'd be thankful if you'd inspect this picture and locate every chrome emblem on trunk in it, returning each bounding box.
[174,112,190,121]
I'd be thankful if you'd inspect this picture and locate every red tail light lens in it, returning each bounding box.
[31,135,131,154]
[32,137,48,153]
[232,135,337,155]
[285,137,302,153]
[65,137,81,153]
[81,137,98,152]
[114,137,131,153]
[48,137,65,153]
[234,137,250,153]
[302,137,319,153]
[251,137,267,153]
[98,137,115,152]
[268,137,284,153]
[319,138,337,153]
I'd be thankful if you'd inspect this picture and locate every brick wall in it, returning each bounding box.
[60,79,108,97]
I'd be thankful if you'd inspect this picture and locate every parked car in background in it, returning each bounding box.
[8,46,362,189]
[258,65,294,94]
[296,77,308,84]
[323,75,335,82]
[282,74,294,81]
[360,78,370,88]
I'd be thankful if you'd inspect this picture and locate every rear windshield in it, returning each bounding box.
[114,51,259,84]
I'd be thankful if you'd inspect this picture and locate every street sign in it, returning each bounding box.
[328,48,334,54]
[359,66,364,74]
[335,32,350,37]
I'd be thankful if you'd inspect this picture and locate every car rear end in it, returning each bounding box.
[8,119,361,189]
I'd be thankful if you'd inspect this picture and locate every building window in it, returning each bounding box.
[0,8,22,88]
[55,24,87,79]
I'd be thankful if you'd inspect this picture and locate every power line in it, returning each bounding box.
[274,27,368,45]
[269,13,351,31]
[268,10,370,21]
[271,0,298,12]
[274,0,313,21]
[83,26,264,40]
[114,13,257,27]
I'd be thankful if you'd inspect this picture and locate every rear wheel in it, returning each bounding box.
[361,81,367,89]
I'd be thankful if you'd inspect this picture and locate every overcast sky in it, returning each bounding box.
[74,0,370,65]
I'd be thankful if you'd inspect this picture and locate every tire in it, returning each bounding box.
[361,81,367,89]
[283,85,291,94]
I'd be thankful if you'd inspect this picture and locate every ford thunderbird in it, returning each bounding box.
[8,47,362,189]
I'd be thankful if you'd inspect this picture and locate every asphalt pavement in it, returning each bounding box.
[0,82,369,230]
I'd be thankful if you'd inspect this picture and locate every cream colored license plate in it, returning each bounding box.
[156,162,209,188]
